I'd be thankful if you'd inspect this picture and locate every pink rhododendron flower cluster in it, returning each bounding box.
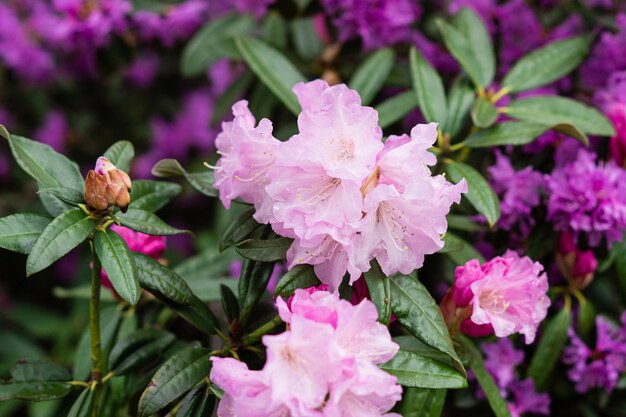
[212,80,467,289]
[441,251,550,344]
[210,287,402,416]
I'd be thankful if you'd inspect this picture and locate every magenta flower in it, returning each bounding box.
[546,149,626,247]
[483,338,524,390]
[33,110,69,153]
[596,71,626,166]
[581,14,626,90]
[556,231,598,289]
[124,52,160,89]
[211,289,401,416]
[563,314,626,393]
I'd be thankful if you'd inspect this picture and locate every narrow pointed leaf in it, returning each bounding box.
[38,187,84,206]
[220,284,240,323]
[0,382,75,402]
[349,48,395,105]
[238,259,275,325]
[129,180,182,212]
[220,206,263,251]
[235,36,306,115]
[364,261,392,325]
[11,361,70,382]
[409,48,447,125]
[133,253,193,304]
[441,233,485,265]
[26,209,93,276]
[117,209,189,236]
[177,384,215,417]
[464,121,550,148]
[445,162,500,227]
[453,8,495,87]
[471,97,498,128]
[151,159,217,197]
[67,388,94,417]
[398,388,447,417]
[445,77,475,138]
[103,141,134,173]
[235,238,291,262]
[94,229,141,305]
[274,264,319,297]
[376,91,417,129]
[109,329,176,375]
[0,213,51,254]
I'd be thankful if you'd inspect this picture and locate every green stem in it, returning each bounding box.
[241,316,283,347]
[89,240,103,417]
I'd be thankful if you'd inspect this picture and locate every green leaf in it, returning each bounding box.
[553,123,589,146]
[181,13,255,77]
[26,209,93,276]
[505,96,615,136]
[389,274,465,375]
[439,234,464,253]
[453,8,496,87]
[290,17,323,60]
[103,141,134,173]
[262,12,288,49]
[457,335,511,417]
[134,253,193,304]
[446,215,485,232]
[3,134,83,191]
[381,336,467,389]
[235,36,306,115]
[409,48,447,125]
[94,229,141,305]
[220,206,263,251]
[274,264,319,297]
[502,36,591,93]
[38,182,74,217]
[129,180,182,212]
[109,330,176,375]
[164,296,221,335]
[445,162,500,227]
[445,77,475,138]
[151,159,217,197]
[220,284,240,323]
[464,121,549,148]
[11,361,70,382]
[176,384,215,417]
[376,91,417,129]
[441,233,485,265]
[349,48,395,105]
[526,308,572,390]
[38,187,84,206]
[235,238,291,262]
[0,213,51,254]
[437,16,492,88]
[363,261,392,325]
[0,382,74,402]
[138,347,212,417]
[238,259,275,325]
[117,209,189,236]
[471,97,498,128]
[578,300,595,336]
[67,388,94,417]
[398,388,447,417]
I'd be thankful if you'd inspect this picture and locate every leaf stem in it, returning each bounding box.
[89,240,103,417]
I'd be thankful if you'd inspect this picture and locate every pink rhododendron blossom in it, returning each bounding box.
[443,251,550,344]
[211,288,401,416]
[213,100,280,223]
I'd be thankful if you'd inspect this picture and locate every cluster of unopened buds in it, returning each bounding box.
[212,79,467,289]
[84,157,132,213]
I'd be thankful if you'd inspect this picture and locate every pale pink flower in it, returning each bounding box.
[213,100,280,223]
[276,286,339,326]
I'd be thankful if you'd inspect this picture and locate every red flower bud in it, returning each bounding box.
[84,157,132,213]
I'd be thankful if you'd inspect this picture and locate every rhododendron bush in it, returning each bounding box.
[1,1,626,417]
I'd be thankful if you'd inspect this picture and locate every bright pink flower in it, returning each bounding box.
[454,251,550,344]
[276,286,339,326]
[213,100,280,223]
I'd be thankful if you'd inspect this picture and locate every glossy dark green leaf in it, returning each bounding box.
[103,141,134,173]
[364,261,392,325]
[274,264,319,297]
[290,17,322,60]
[236,238,291,262]
[220,284,240,323]
[471,97,498,128]
[445,77,475,138]
[389,274,465,375]
[457,335,511,417]
[174,249,238,301]
[235,36,306,115]
[26,209,93,276]
[11,361,70,382]
[0,213,51,254]
[349,48,395,105]
[464,121,549,148]
[238,259,275,325]
[163,296,221,335]
[38,187,84,206]
[67,388,94,417]
[117,209,189,236]
[502,36,590,93]
[409,48,447,125]
[3,133,83,191]
[505,96,615,136]
[381,336,467,388]
[453,8,495,87]
[151,159,217,197]
[441,233,484,265]
[181,13,255,77]
[262,12,288,48]
[129,180,182,212]
[526,308,572,390]
[445,162,500,227]
[138,347,212,417]
[38,182,74,217]
[177,384,216,417]
[398,388,447,417]
[109,329,176,375]
[376,91,417,129]
[94,229,141,305]
[220,206,263,251]
[0,382,74,402]
[134,253,193,304]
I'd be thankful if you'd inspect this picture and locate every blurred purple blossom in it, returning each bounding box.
[581,14,626,90]
[483,338,524,390]
[33,110,69,152]
[596,71,626,166]
[508,379,551,417]
[125,52,160,89]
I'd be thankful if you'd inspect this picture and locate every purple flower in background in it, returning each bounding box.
[412,32,459,75]
[33,110,69,152]
[232,0,276,18]
[488,151,544,235]
[546,149,626,247]
[448,0,498,33]
[596,71,626,166]
[508,379,551,417]
[496,0,543,73]
[321,0,420,49]
[125,52,160,88]
[229,260,285,294]
[563,314,626,393]
[581,14,626,90]
[483,339,524,390]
